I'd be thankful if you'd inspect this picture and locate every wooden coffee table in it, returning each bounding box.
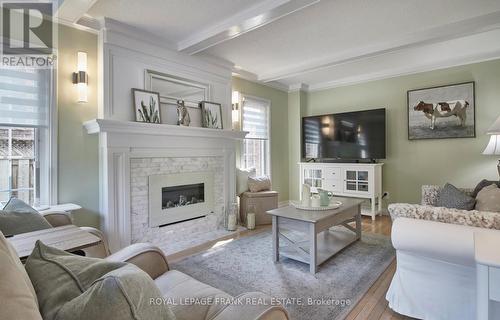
[267,197,363,274]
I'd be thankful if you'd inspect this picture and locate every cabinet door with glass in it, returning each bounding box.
[303,168,324,190]
[343,169,371,194]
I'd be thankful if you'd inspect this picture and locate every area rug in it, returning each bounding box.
[171,229,395,320]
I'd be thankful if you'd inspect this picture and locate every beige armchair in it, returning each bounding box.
[39,214,289,319]
[41,210,110,258]
[106,243,289,320]
[1,231,289,320]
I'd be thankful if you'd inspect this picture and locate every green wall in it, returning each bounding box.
[296,59,500,204]
[232,77,290,202]
[55,25,500,223]
[57,25,99,227]
[287,90,308,201]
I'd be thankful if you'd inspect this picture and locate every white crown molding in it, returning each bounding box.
[232,69,289,92]
[55,0,98,28]
[54,16,99,34]
[101,17,178,51]
[308,50,500,92]
[264,81,290,92]
[75,15,101,31]
[178,0,319,54]
[232,68,259,81]
[288,83,309,92]
[259,10,500,82]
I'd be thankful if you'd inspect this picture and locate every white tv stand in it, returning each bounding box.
[299,162,384,220]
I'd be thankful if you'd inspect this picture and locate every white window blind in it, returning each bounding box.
[241,96,270,176]
[0,68,51,127]
[242,96,269,140]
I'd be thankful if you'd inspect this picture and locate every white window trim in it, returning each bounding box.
[240,93,271,179]
[30,67,57,206]
[46,66,58,205]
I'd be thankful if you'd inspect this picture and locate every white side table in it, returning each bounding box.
[34,203,82,214]
[474,232,500,320]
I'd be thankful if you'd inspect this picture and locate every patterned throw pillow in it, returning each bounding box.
[471,179,500,198]
[475,184,500,212]
[436,183,476,210]
[248,176,271,193]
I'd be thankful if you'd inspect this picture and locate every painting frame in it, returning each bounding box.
[407,81,475,140]
[200,101,223,129]
[132,88,161,124]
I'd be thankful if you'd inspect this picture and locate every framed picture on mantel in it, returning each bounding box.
[407,82,475,140]
[200,101,223,129]
[132,88,161,124]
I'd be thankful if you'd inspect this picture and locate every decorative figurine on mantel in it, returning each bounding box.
[176,100,191,126]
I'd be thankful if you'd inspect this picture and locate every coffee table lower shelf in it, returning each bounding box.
[279,228,358,266]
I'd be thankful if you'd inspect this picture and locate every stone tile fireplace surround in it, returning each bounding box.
[84,119,246,253]
[131,157,224,254]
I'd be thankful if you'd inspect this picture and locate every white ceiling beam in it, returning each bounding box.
[259,10,500,82]
[178,0,319,55]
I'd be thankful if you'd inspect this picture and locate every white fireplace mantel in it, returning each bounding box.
[84,119,248,140]
[84,118,247,252]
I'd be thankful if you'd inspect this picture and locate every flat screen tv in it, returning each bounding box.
[302,108,386,161]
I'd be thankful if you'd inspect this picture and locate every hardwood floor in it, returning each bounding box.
[166,214,412,320]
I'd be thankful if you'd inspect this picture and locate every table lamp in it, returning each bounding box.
[482,116,500,178]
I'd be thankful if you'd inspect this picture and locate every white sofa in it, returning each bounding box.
[387,217,500,320]
[387,185,500,319]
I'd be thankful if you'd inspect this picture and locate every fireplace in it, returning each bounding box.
[162,183,205,209]
[149,171,214,227]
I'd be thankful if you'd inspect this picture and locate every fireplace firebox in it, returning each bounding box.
[162,183,205,209]
[149,172,214,227]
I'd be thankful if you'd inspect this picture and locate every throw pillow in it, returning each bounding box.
[236,168,256,195]
[0,231,42,320]
[475,184,500,212]
[471,179,500,198]
[435,183,476,210]
[0,198,52,236]
[248,176,272,193]
[25,241,175,320]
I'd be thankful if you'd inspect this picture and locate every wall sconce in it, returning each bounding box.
[231,91,240,130]
[72,51,88,103]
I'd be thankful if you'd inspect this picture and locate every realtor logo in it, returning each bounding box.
[2,1,53,54]
[1,1,56,67]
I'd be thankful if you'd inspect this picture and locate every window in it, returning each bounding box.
[0,67,55,206]
[240,95,270,177]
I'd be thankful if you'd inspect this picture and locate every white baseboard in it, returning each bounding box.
[278,200,291,207]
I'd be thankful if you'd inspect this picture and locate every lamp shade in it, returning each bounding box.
[487,116,500,134]
[483,135,500,155]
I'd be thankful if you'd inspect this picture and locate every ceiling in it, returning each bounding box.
[57,0,500,91]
